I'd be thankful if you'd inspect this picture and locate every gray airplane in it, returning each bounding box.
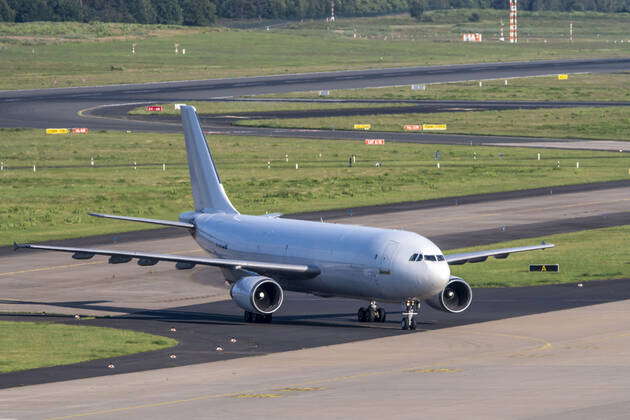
[15,106,553,330]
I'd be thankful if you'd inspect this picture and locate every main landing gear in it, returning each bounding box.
[244,311,272,323]
[401,300,419,330]
[358,300,386,323]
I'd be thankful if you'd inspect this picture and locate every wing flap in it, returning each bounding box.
[14,243,320,277]
[445,243,554,266]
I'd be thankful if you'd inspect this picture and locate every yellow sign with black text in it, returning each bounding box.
[558,74,569,80]
[45,128,70,134]
[422,124,447,131]
[353,124,371,130]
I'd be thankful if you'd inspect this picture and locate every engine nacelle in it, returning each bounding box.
[230,276,284,314]
[425,276,472,313]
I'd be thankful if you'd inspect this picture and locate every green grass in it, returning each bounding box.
[1,11,630,90]
[2,128,629,246]
[237,106,630,141]
[0,321,177,373]
[128,100,411,115]
[254,73,630,103]
[449,225,630,287]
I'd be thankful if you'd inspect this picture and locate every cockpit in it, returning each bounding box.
[409,253,445,262]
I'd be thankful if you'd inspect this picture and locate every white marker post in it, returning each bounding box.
[0,161,3,171]
[537,153,541,161]
[437,162,440,169]
[134,161,137,170]
[90,157,94,167]
[162,163,166,171]
[478,81,483,87]
[182,48,186,55]
[576,162,580,168]
[33,164,36,172]
[285,154,289,162]
[295,163,299,170]
[267,161,270,169]
[504,80,508,86]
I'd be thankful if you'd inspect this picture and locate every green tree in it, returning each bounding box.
[153,0,183,24]
[0,0,15,21]
[182,0,216,25]
[127,0,157,23]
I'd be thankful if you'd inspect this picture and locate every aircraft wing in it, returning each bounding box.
[445,243,554,265]
[14,243,320,278]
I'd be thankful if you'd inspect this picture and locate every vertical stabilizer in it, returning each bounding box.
[180,105,238,214]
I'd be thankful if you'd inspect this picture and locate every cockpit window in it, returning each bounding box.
[437,255,445,261]
[409,253,418,262]
[415,254,423,261]
[425,255,437,261]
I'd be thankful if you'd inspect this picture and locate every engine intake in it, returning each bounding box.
[425,277,472,313]
[230,276,284,314]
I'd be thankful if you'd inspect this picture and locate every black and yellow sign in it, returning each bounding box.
[529,264,559,272]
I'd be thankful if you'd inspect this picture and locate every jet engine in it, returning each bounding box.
[230,276,284,314]
[425,276,472,313]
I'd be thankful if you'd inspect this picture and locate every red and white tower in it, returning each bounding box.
[509,0,518,43]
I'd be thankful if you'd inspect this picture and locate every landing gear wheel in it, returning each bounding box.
[377,308,386,323]
[401,299,419,331]
[401,317,409,330]
[366,308,376,322]
[358,307,367,322]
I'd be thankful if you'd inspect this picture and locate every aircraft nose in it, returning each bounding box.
[429,262,450,290]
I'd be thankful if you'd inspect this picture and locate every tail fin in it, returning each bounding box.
[180,105,238,214]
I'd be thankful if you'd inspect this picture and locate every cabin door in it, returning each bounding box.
[378,241,399,275]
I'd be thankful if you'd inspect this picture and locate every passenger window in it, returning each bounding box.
[425,255,437,261]
[416,254,423,261]
[409,253,418,262]
[437,255,445,261]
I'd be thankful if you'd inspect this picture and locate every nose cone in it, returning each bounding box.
[428,261,450,294]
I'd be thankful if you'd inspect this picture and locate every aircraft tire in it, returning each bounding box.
[358,307,366,322]
[366,308,376,322]
[377,308,386,322]
[401,318,409,330]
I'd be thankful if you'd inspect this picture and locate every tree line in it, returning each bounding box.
[0,0,629,25]
[409,0,630,17]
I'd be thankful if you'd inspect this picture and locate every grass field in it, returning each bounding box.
[1,11,629,90]
[0,321,177,373]
[449,225,630,287]
[254,73,630,102]
[2,128,629,245]
[237,106,630,141]
[128,100,411,115]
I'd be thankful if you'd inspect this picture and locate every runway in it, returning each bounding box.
[1,57,629,134]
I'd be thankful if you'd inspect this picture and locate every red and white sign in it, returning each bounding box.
[146,105,164,112]
[404,124,422,131]
[462,33,482,42]
[71,127,89,134]
[365,139,385,145]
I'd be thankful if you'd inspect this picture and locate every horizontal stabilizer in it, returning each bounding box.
[89,213,194,229]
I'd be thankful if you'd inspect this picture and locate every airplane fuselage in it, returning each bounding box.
[190,212,451,302]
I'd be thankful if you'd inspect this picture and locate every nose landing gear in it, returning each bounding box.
[357,300,386,323]
[401,300,419,330]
